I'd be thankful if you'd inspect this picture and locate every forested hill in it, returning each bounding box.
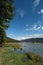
[21,38,43,43]
[6,37,20,43]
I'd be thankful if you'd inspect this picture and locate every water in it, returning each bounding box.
[20,42,43,60]
[9,42,43,59]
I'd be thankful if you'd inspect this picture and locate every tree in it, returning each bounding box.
[0,26,6,46]
[0,0,15,46]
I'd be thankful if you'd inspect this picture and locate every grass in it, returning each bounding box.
[0,47,3,65]
[4,43,21,49]
[0,43,42,65]
[2,47,42,65]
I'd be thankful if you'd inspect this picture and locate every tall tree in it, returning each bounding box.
[0,0,15,46]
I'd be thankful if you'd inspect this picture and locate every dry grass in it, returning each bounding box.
[4,43,21,49]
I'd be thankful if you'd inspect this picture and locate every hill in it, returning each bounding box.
[21,38,43,43]
[6,37,20,43]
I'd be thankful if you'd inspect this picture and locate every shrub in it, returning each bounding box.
[25,52,42,62]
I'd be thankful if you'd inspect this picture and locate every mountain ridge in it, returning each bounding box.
[20,38,43,43]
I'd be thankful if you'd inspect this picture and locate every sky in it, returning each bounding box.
[6,0,43,40]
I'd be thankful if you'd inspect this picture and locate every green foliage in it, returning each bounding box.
[2,47,42,65]
[0,26,6,46]
[0,0,15,29]
[25,52,42,62]
[0,0,15,46]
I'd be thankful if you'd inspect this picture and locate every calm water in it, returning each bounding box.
[19,42,43,58]
[9,42,43,59]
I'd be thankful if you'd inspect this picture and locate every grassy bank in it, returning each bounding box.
[2,47,42,65]
[0,43,42,65]
[0,48,3,65]
[3,43,21,49]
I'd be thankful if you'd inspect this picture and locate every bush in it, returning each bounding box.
[25,52,42,62]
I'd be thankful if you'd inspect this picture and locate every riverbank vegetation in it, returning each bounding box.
[0,43,42,65]
[2,47,42,65]
[4,43,21,49]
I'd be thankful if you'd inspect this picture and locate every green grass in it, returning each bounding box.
[0,47,2,65]
[0,43,42,65]
[2,47,42,65]
[3,43,21,49]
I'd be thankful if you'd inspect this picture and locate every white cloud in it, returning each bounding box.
[33,0,40,10]
[17,9,25,18]
[15,34,43,40]
[25,24,43,31]
[41,9,43,14]
[36,26,41,29]
[25,22,43,31]
[32,25,42,30]
[9,34,14,36]
[42,27,43,30]
[38,9,43,14]
[15,36,30,40]
[25,28,32,31]
[32,21,43,31]
[16,37,27,40]
[32,25,37,29]
[28,34,43,38]
[19,10,25,17]
[25,25,33,31]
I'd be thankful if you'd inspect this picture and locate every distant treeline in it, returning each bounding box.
[6,37,20,43]
[20,38,43,43]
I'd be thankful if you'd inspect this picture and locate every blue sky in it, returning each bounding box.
[6,0,43,40]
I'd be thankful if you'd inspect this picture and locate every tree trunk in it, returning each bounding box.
[0,43,2,47]
[0,35,3,47]
[0,38,2,47]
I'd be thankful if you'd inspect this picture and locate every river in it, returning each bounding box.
[19,42,43,59]
[9,42,43,60]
